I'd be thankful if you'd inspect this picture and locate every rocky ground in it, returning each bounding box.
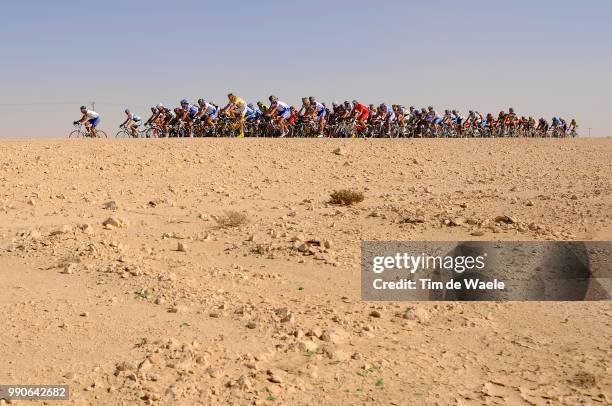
[0,138,610,405]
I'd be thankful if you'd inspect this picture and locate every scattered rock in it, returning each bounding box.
[321,328,348,344]
[494,215,515,224]
[326,348,350,362]
[103,217,129,229]
[297,340,318,353]
[103,200,118,210]
[267,369,284,384]
[402,306,430,323]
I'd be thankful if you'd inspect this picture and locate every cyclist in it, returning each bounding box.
[196,99,219,127]
[288,106,298,127]
[73,106,100,137]
[257,101,268,115]
[120,109,141,138]
[569,119,578,137]
[158,104,174,136]
[537,118,549,135]
[308,96,327,136]
[221,93,248,137]
[178,99,198,137]
[144,107,158,136]
[297,97,311,118]
[341,101,353,120]
[245,103,262,122]
[378,103,396,135]
[352,100,370,133]
[266,95,291,137]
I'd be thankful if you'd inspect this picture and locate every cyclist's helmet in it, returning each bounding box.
[352,100,358,105]
[247,103,254,109]
[332,101,339,107]
[80,105,87,111]
[124,109,130,114]
[269,95,278,102]
[379,103,387,109]
[151,107,157,113]
[180,99,189,105]
[197,98,205,106]
[156,103,164,109]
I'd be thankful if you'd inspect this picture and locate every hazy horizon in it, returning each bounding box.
[1,0,611,138]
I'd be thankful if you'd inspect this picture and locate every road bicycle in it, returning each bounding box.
[115,124,144,138]
[68,123,107,138]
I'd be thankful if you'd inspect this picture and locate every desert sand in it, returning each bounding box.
[0,138,611,405]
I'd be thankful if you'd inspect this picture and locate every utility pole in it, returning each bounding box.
[588,127,591,137]
[91,101,95,111]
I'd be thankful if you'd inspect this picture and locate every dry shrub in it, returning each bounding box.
[329,189,364,206]
[215,210,249,228]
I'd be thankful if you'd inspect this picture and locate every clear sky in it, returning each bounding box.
[1,0,610,137]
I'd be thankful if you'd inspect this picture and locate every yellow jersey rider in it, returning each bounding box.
[221,93,247,137]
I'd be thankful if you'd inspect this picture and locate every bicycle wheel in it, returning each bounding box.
[68,129,82,139]
[96,129,108,138]
[115,129,129,138]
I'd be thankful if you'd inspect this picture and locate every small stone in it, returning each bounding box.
[28,229,42,240]
[138,358,153,372]
[62,264,75,274]
[326,349,349,362]
[103,217,129,229]
[307,328,323,338]
[246,321,257,329]
[267,369,284,384]
[333,147,347,156]
[80,312,89,317]
[321,328,348,344]
[168,305,186,314]
[471,230,485,236]
[63,372,77,380]
[177,242,187,252]
[494,215,515,224]
[403,306,430,322]
[290,234,305,242]
[50,225,72,236]
[103,200,118,210]
[297,340,318,352]
[369,310,382,318]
